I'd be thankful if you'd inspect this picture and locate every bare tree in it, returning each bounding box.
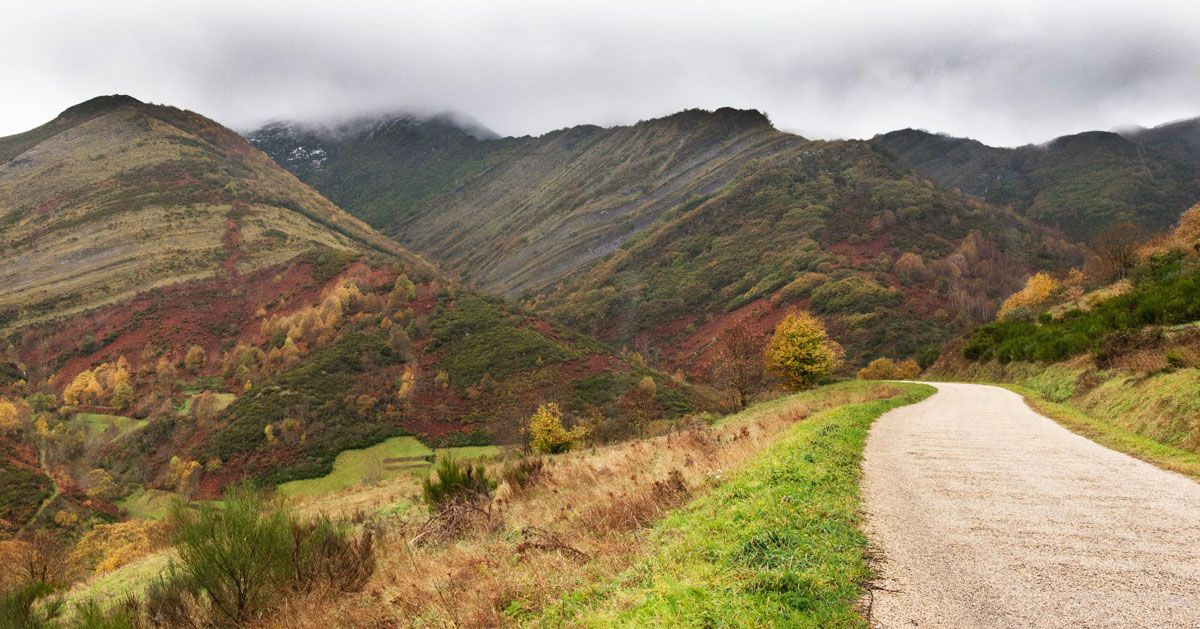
[1085,221,1150,282]
[713,323,767,410]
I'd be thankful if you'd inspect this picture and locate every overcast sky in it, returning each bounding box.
[4,0,1200,146]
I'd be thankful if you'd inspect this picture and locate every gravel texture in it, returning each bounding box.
[862,382,1200,628]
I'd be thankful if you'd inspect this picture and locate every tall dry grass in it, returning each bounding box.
[265,384,901,628]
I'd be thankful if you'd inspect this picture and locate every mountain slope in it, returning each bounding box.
[252,108,801,295]
[538,138,1075,367]
[255,109,1078,368]
[0,97,702,527]
[874,119,1200,238]
[0,95,414,328]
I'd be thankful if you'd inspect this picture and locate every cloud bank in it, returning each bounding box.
[4,0,1199,145]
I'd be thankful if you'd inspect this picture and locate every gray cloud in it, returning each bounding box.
[4,0,1199,146]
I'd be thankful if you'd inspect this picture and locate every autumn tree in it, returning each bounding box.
[998,272,1059,320]
[1172,204,1200,251]
[894,252,931,285]
[764,310,842,390]
[63,369,104,406]
[0,397,19,433]
[86,468,117,501]
[529,402,587,454]
[110,378,134,411]
[713,322,766,410]
[7,530,72,586]
[184,345,208,373]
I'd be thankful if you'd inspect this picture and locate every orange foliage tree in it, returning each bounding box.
[997,272,1059,320]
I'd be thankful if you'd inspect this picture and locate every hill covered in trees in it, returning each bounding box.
[873,119,1200,239]
[253,108,1080,370]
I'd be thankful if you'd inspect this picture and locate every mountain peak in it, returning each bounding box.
[58,94,144,119]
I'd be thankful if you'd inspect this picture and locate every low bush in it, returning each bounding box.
[501,457,545,492]
[161,487,377,625]
[0,582,60,628]
[857,357,921,380]
[422,456,497,511]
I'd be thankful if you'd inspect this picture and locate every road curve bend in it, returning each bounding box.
[862,382,1200,628]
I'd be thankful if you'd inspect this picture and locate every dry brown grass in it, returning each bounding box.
[262,383,902,628]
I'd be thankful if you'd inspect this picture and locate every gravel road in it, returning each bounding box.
[862,382,1200,628]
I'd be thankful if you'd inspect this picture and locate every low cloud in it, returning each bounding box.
[5,0,1199,145]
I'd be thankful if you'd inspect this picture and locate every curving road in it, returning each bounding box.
[862,382,1200,628]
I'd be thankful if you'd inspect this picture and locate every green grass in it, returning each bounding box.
[118,488,183,520]
[1002,384,1200,481]
[71,412,147,438]
[276,436,502,497]
[537,383,935,627]
[56,550,174,615]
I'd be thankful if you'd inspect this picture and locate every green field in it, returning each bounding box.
[539,383,936,627]
[117,488,183,520]
[277,436,502,497]
[72,412,147,438]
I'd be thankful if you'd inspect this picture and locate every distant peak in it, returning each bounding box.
[59,94,144,119]
[659,107,773,130]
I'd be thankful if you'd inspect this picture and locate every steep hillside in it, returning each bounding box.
[0,95,412,329]
[537,139,1076,368]
[255,108,1078,371]
[252,108,803,295]
[0,97,701,531]
[874,119,1200,238]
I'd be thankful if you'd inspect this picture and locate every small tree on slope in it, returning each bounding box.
[764,310,842,391]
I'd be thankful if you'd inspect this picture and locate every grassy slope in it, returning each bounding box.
[540,382,935,627]
[276,436,501,497]
[0,95,416,329]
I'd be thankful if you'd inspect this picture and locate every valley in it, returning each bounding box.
[1,91,1198,628]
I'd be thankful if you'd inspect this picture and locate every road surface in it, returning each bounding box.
[862,382,1200,628]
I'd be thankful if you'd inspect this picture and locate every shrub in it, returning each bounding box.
[857,358,896,380]
[73,598,140,629]
[0,582,60,628]
[290,516,375,594]
[183,345,207,373]
[894,358,922,379]
[422,456,497,511]
[167,488,295,624]
[809,276,899,314]
[998,272,1059,320]
[501,457,545,492]
[764,310,843,390]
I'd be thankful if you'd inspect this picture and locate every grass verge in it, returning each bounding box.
[538,383,935,627]
[1001,384,1200,481]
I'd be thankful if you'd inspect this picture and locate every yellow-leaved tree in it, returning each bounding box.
[0,397,19,432]
[998,272,1059,320]
[529,402,588,454]
[764,310,842,390]
[63,369,104,406]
